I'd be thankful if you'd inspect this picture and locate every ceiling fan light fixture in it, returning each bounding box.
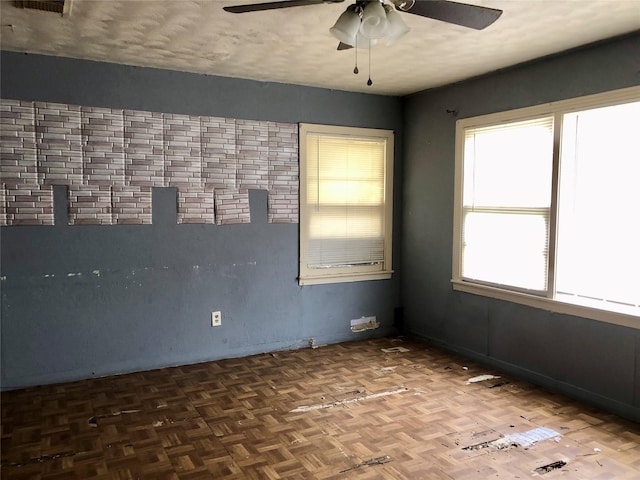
[355,32,379,49]
[329,7,361,46]
[360,1,388,39]
[384,6,410,46]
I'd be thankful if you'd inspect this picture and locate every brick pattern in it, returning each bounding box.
[68,184,112,225]
[268,122,299,223]
[112,185,152,225]
[35,102,83,186]
[179,185,215,224]
[121,110,163,225]
[236,119,269,192]
[0,184,6,226]
[82,106,125,186]
[74,106,125,224]
[201,116,236,190]
[124,110,164,187]
[0,99,299,226]
[5,183,54,226]
[0,99,37,186]
[164,113,209,224]
[0,100,53,225]
[268,186,299,224]
[164,113,202,189]
[214,189,250,225]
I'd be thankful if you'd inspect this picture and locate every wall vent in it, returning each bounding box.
[15,0,71,15]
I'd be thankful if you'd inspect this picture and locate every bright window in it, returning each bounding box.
[299,123,394,285]
[556,102,640,311]
[453,86,640,327]
[462,117,554,292]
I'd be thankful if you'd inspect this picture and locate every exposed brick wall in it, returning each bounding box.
[179,184,215,224]
[236,119,269,192]
[124,109,164,188]
[268,186,299,224]
[214,189,250,225]
[0,100,53,225]
[201,116,237,190]
[35,102,83,187]
[122,109,164,225]
[1,99,38,186]
[112,185,152,225]
[268,122,299,223]
[68,184,112,225]
[0,184,6,226]
[5,183,54,226]
[0,99,299,226]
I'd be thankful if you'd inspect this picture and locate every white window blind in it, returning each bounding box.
[306,134,386,268]
[556,101,640,310]
[299,123,393,285]
[461,116,554,292]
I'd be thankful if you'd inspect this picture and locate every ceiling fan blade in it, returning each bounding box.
[223,0,339,13]
[399,0,502,30]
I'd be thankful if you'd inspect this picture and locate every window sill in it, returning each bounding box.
[299,270,393,286]
[451,279,639,329]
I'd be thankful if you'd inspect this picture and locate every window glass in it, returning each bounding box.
[453,87,640,324]
[461,117,553,291]
[299,124,393,285]
[556,101,640,310]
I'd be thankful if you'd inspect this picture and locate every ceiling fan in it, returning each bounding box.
[223,0,502,85]
[223,1,503,37]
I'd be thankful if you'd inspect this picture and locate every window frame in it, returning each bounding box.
[452,86,640,329]
[299,123,394,286]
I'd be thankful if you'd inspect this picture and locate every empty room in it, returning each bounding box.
[1,0,639,478]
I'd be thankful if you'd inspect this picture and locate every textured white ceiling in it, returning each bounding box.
[0,0,639,96]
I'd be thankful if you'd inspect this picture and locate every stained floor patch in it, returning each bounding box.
[534,460,567,474]
[381,347,410,353]
[461,427,562,453]
[340,455,391,473]
[462,437,518,452]
[1,451,75,467]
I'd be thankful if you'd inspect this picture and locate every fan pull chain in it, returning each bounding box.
[367,40,373,86]
[353,35,359,74]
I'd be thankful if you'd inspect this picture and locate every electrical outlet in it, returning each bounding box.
[211,311,222,327]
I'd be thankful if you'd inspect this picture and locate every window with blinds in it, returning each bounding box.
[299,124,394,285]
[555,101,640,311]
[461,117,554,292]
[453,86,640,325]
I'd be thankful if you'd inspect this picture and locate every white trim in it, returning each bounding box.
[452,280,639,329]
[299,270,394,286]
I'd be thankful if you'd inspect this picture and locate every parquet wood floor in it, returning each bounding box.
[2,337,639,479]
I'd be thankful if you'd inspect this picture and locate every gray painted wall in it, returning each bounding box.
[2,34,639,423]
[0,52,403,389]
[402,33,640,422]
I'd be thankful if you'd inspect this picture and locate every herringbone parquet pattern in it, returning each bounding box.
[1,338,639,479]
